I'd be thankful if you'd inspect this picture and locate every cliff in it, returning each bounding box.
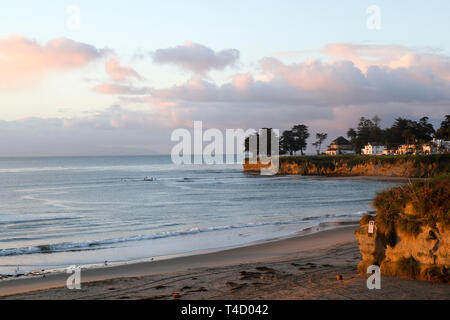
[243,154,450,178]
[355,176,449,283]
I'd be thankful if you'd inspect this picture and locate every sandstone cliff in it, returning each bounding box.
[355,177,449,283]
[243,154,450,178]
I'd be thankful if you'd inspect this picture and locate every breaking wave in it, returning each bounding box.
[0,212,364,257]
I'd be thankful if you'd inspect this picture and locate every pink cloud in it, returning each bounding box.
[0,34,109,89]
[232,73,254,90]
[105,58,142,82]
[322,43,450,82]
[93,83,151,95]
[91,43,450,124]
[260,57,365,92]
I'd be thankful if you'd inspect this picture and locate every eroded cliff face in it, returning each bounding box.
[355,176,449,283]
[243,155,447,178]
[355,220,449,283]
[277,160,438,177]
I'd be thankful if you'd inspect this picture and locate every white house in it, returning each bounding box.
[432,138,450,152]
[325,136,355,155]
[362,143,386,155]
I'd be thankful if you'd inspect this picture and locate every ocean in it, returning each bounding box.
[0,155,400,275]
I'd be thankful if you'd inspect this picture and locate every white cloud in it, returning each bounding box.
[105,58,142,82]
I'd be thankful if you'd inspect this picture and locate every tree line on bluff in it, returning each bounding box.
[244,115,450,156]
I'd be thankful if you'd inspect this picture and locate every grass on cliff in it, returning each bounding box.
[279,154,450,177]
[372,174,450,243]
[382,256,421,279]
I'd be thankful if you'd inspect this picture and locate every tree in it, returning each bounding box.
[312,133,328,155]
[414,117,434,143]
[383,117,434,146]
[244,128,278,157]
[280,130,294,155]
[347,116,382,153]
[279,124,310,155]
[383,117,412,146]
[347,128,357,141]
[291,124,310,155]
[435,115,450,141]
[244,131,259,156]
[259,128,275,156]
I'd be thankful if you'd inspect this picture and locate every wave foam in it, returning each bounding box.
[0,212,365,257]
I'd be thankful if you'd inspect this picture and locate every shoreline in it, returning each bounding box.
[0,219,361,278]
[0,174,443,299]
[2,224,449,300]
[0,175,406,280]
[247,173,423,182]
[3,224,449,300]
[0,225,359,297]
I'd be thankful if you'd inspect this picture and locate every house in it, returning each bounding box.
[422,143,437,155]
[362,143,386,155]
[432,138,450,153]
[445,141,450,152]
[326,136,355,155]
[396,144,417,155]
[382,148,396,155]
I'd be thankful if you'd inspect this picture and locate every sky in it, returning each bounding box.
[0,0,449,156]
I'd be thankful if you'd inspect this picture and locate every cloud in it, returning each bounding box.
[322,43,450,81]
[93,83,152,95]
[152,42,240,74]
[142,63,449,107]
[0,34,109,89]
[63,105,176,129]
[95,43,450,109]
[89,44,450,151]
[0,106,180,156]
[105,58,142,82]
[92,44,450,147]
[145,44,450,106]
[3,39,449,157]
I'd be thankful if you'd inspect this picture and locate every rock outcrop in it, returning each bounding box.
[243,154,450,178]
[355,177,449,283]
[355,219,449,283]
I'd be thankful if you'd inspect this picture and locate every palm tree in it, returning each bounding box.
[312,133,328,155]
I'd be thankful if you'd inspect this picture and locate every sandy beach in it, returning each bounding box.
[1,225,449,300]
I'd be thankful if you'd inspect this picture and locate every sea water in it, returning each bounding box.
[0,155,400,275]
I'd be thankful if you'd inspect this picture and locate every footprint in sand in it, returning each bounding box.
[154,285,167,290]
[186,287,208,293]
[239,271,262,280]
[141,295,165,300]
[256,266,277,274]
[226,281,248,291]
